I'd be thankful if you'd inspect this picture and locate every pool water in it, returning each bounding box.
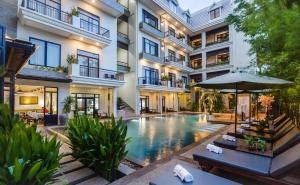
[125,114,224,166]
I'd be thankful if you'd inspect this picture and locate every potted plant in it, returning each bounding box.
[176,79,183,88]
[60,96,75,125]
[70,7,80,27]
[256,138,267,152]
[161,75,170,86]
[54,66,68,74]
[66,54,78,65]
[244,135,257,151]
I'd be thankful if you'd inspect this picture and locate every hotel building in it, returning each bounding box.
[0,0,255,124]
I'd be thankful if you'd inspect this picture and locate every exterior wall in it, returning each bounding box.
[0,0,18,38]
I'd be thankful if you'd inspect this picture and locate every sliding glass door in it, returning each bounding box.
[44,87,58,125]
[73,93,100,117]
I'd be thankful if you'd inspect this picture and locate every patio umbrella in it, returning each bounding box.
[194,70,293,136]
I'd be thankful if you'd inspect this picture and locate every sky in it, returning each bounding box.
[177,0,217,13]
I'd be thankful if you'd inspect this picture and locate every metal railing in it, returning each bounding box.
[22,0,71,23]
[117,32,129,43]
[206,60,230,67]
[79,65,123,80]
[138,77,184,88]
[206,36,229,47]
[164,56,186,66]
[80,19,110,38]
[22,0,110,39]
[165,31,192,47]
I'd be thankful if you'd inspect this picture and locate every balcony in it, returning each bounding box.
[117,32,129,44]
[164,56,194,73]
[19,0,111,47]
[139,52,164,65]
[206,60,230,68]
[117,61,130,72]
[117,0,130,16]
[164,32,194,52]
[68,64,125,87]
[139,22,164,39]
[83,0,124,17]
[206,36,229,47]
[138,77,187,92]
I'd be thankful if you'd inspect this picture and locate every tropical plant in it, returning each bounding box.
[244,135,257,150]
[62,96,75,114]
[213,95,225,113]
[67,115,130,181]
[66,54,78,65]
[0,104,62,185]
[258,95,275,116]
[117,97,122,110]
[256,138,267,152]
[70,7,79,17]
[54,66,68,73]
[199,90,221,114]
[161,75,170,81]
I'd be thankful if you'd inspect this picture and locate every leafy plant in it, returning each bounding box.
[67,115,130,181]
[62,96,75,114]
[161,75,170,81]
[199,90,221,114]
[256,139,267,152]
[117,97,122,110]
[54,66,68,73]
[70,7,79,17]
[66,54,78,65]
[244,135,256,150]
[256,119,268,132]
[0,104,62,185]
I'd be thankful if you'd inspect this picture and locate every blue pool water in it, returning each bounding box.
[125,114,224,166]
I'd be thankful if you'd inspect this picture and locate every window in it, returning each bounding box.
[217,53,229,63]
[210,8,220,20]
[143,66,159,85]
[169,1,177,13]
[143,9,158,29]
[168,49,176,61]
[179,54,185,62]
[77,50,99,77]
[185,15,191,24]
[78,8,100,34]
[29,38,60,67]
[143,38,158,57]
[182,76,188,85]
[191,39,202,49]
[168,72,176,87]
[168,27,176,37]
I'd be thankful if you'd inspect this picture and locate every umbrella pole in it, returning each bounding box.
[249,93,251,121]
[235,84,238,136]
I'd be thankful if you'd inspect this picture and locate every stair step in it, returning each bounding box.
[54,168,95,185]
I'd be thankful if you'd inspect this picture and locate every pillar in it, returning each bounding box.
[113,87,118,117]
[9,71,15,116]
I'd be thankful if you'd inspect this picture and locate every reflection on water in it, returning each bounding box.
[125,114,224,166]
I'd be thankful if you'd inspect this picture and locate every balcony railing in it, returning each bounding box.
[79,65,122,80]
[22,0,110,39]
[138,77,186,88]
[80,19,110,38]
[117,61,130,71]
[117,32,129,44]
[22,0,71,23]
[164,56,186,66]
[206,60,230,67]
[165,31,192,46]
[206,36,229,47]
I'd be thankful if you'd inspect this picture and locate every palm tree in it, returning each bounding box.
[199,90,219,115]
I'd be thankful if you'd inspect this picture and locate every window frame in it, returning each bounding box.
[210,7,221,20]
[142,9,159,29]
[143,38,159,57]
[29,37,61,67]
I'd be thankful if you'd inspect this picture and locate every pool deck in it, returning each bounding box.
[43,117,300,185]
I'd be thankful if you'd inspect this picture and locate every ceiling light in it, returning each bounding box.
[92,0,95,3]
[80,37,83,41]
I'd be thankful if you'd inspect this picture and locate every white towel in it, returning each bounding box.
[173,164,193,182]
[237,128,244,133]
[241,124,250,128]
[206,144,223,154]
[222,135,236,142]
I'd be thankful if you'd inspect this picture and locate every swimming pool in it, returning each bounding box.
[125,114,225,166]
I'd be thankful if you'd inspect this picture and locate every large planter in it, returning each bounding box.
[59,114,68,125]
[161,80,168,86]
[72,16,80,28]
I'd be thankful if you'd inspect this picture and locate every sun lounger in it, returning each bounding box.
[149,163,241,185]
[228,119,294,142]
[193,140,300,184]
[243,117,290,134]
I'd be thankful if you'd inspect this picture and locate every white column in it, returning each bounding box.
[158,93,162,113]
[202,32,206,49]
[174,93,179,112]
[202,51,207,70]
[113,87,118,117]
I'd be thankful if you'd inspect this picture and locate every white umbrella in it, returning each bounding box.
[194,70,293,136]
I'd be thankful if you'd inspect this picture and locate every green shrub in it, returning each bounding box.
[67,115,130,181]
[0,104,62,185]
[191,102,199,112]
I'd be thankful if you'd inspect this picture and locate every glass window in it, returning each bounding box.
[179,54,185,62]
[77,50,99,78]
[79,8,100,34]
[30,38,60,67]
[143,38,158,56]
[142,9,158,29]
[143,66,159,85]
[168,49,176,61]
[168,27,176,37]
[210,8,221,20]
[169,1,177,13]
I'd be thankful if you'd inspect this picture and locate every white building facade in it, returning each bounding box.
[3,0,255,123]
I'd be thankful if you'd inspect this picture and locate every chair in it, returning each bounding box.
[149,163,241,185]
[193,136,300,185]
